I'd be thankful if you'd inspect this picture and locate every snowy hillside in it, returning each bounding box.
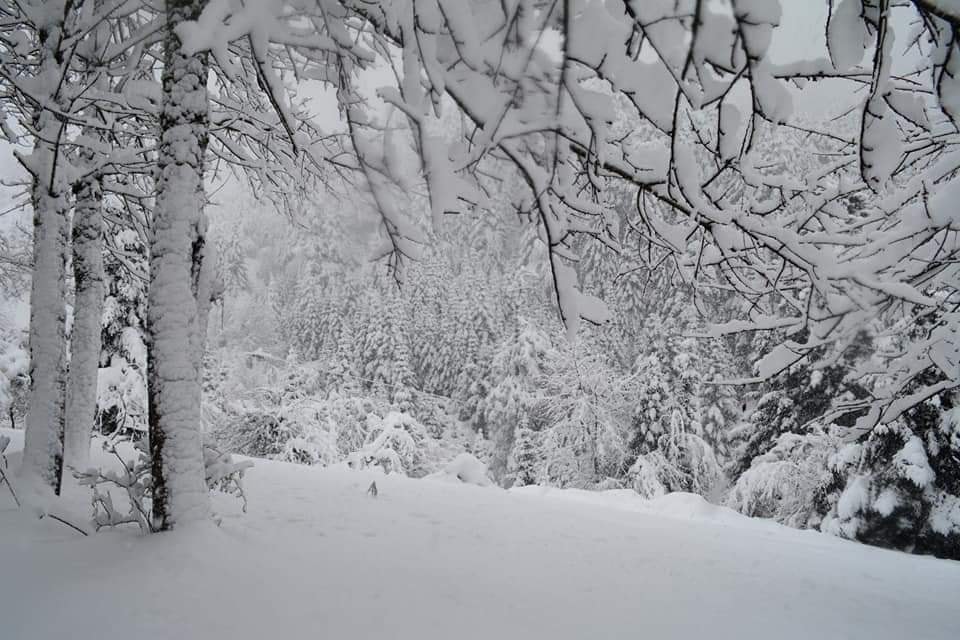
[2,430,958,640]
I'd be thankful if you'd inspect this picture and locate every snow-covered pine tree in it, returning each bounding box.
[328,312,361,393]
[476,320,552,482]
[628,407,722,499]
[287,264,335,361]
[822,389,960,560]
[726,388,795,476]
[359,287,415,400]
[217,229,250,325]
[727,332,873,480]
[506,413,540,488]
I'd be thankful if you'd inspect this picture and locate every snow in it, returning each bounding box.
[513,486,778,531]
[754,342,803,379]
[827,0,867,72]
[427,452,493,487]
[930,492,960,536]
[874,488,900,517]
[146,14,216,528]
[895,435,936,489]
[837,475,870,523]
[2,430,959,640]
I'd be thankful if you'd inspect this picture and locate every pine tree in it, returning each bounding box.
[477,320,551,481]
[727,331,873,481]
[506,413,539,487]
[822,390,960,559]
[360,289,415,398]
[218,229,250,325]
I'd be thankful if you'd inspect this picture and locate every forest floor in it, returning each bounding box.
[1,427,959,640]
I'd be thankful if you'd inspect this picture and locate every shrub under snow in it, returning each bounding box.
[726,430,840,528]
[427,453,494,487]
[346,411,431,476]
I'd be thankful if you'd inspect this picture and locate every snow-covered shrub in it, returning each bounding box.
[76,442,155,532]
[726,430,841,527]
[77,441,254,533]
[275,398,340,465]
[205,347,477,473]
[216,403,338,466]
[628,449,688,499]
[203,445,254,512]
[347,410,430,476]
[210,359,380,466]
[428,453,493,487]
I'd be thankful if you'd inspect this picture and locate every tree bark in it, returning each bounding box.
[19,15,69,496]
[147,0,212,530]
[63,0,109,476]
[63,175,104,473]
[22,168,69,496]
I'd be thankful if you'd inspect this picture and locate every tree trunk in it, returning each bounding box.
[63,0,109,476]
[19,16,69,496]
[63,176,104,473]
[147,0,212,530]
[21,168,69,496]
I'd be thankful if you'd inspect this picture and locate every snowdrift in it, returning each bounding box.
[1,429,959,640]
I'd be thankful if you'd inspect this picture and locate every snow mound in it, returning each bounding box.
[645,492,750,526]
[511,485,779,531]
[3,433,960,639]
[426,453,493,487]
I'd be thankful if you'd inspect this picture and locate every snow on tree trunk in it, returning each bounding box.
[22,168,69,496]
[147,0,212,530]
[19,17,69,496]
[63,175,104,472]
[62,0,111,479]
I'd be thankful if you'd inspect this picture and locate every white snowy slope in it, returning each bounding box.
[1,429,959,640]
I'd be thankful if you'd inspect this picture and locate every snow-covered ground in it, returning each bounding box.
[2,428,959,640]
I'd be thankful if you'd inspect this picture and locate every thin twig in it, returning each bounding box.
[41,513,90,536]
